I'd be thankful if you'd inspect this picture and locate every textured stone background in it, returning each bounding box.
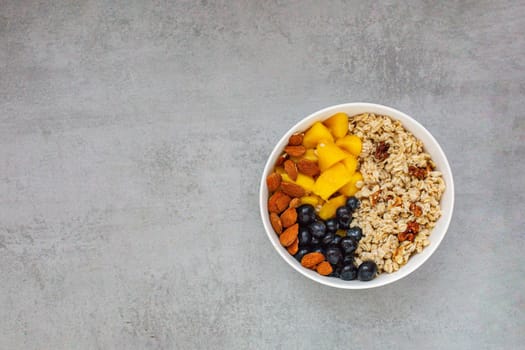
[1,1,524,349]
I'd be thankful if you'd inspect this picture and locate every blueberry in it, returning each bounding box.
[298,227,312,247]
[311,235,320,246]
[309,221,327,238]
[322,232,335,246]
[357,261,378,281]
[325,218,339,233]
[332,265,342,278]
[297,204,315,216]
[346,226,362,242]
[298,212,315,226]
[336,206,352,220]
[346,197,360,211]
[331,235,342,246]
[312,246,326,256]
[343,255,354,265]
[340,264,358,280]
[340,237,358,254]
[326,247,343,265]
[294,248,309,262]
[336,206,352,228]
[297,204,316,225]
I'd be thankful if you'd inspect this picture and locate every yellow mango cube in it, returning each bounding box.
[303,122,334,149]
[281,173,294,183]
[300,195,320,206]
[295,173,315,193]
[336,135,362,156]
[324,113,349,139]
[302,149,318,161]
[339,171,363,196]
[342,155,358,175]
[318,195,347,220]
[313,163,353,200]
[317,142,349,171]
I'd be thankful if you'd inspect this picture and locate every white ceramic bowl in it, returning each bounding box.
[259,103,454,289]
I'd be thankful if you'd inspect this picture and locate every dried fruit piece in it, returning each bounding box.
[284,160,298,181]
[280,207,297,228]
[392,196,403,207]
[316,261,333,276]
[288,133,304,146]
[284,145,306,157]
[286,238,299,255]
[370,190,381,207]
[301,252,325,269]
[288,197,301,208]
[374,141,390,161]
[279,223,299,247]
[281,182,306,198]
[268,191,291,213]
[266,172,282,192]
[408,165,427,180]
[270,212,282,234]
[398,221,420,242]
[296,159,320,177]
[410,203,423,217]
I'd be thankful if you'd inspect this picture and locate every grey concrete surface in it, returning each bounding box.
[1,0,524,349]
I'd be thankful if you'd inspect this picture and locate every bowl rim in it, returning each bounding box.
[259,102,455,289]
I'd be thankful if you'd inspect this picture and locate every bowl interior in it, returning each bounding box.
[260,103,454,289]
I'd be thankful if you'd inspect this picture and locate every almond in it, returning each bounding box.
[270,212,282,234]
[316,261,333,276]
[281,182,306,198]
[301,252,325,269]
[266,172,282,192]
[286,238,299,255]
[279,223,299,247]
[280,207,297,228]
[268,191,291,213]
[284,160,298,181]
[296,159,320,177]
[288,197,301,208]
[275,153,288,166]
[284,145,306,157]
[288,133,304,146]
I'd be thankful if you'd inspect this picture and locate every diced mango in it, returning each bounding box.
[302,149,318,161]
[339,171,363,196]
[317,142,349,171]
[323,113,349,139]
[303,122,334,149]
[281,172,315,193]
[336,229,347,237]
[336,135,362,156]
[281,173,293,183]
[301,195,320,206]
[318,195,347,220]
[342,155,358,175]
[313,163,353,200]
[295,173,315,193]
